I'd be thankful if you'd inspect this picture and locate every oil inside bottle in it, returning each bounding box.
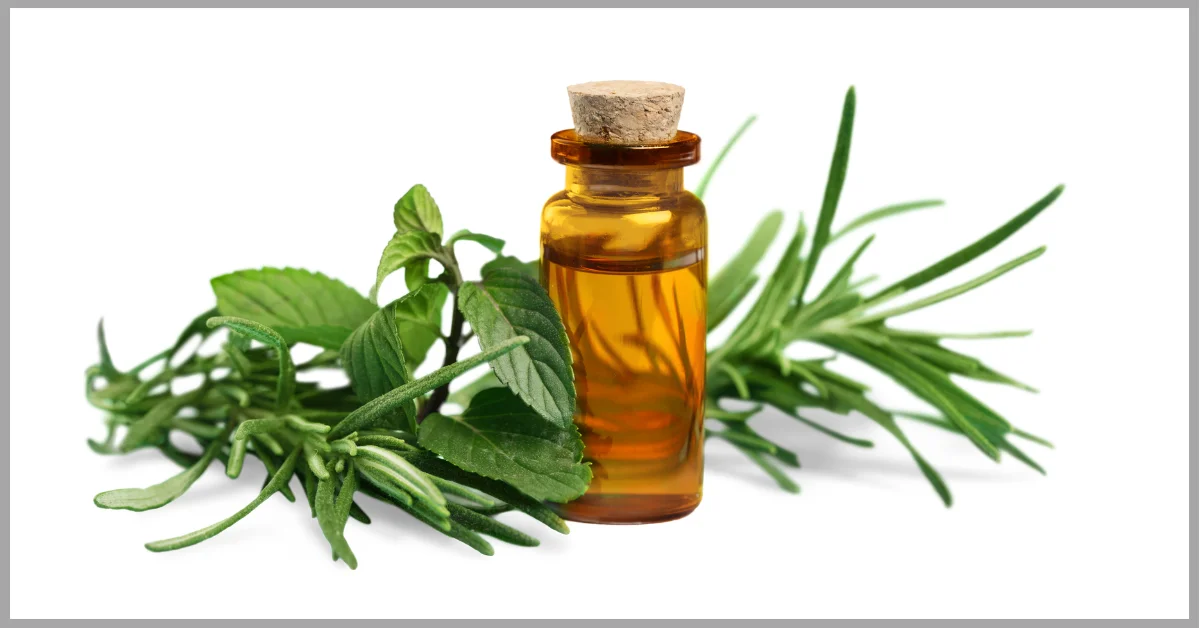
[541,113,707,523]
[543,247,706,524]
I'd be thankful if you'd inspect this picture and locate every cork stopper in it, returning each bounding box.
[567,80,685,145]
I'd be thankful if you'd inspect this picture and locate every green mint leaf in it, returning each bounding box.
[338,284,446,432]
[418,388,590,503]
[328,335,531,439]
[482,256,538,280]
[448,229,505,253]
[207,316,296,411]
[340,300,418,432]
[394,184,444,237]
[94,429,227,511]
[145,448,299,552]
[281,325,365,350]
[446,370,503,408]
[708,210,784,331]
[211,267,377,349]
[457,266,575,428]
[370,230,442,304]
[392,282,448,366]
[405,258,431,290]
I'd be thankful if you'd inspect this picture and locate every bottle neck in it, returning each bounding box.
[565,165,685,199]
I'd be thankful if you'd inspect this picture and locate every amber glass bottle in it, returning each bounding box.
[541,130,707,524]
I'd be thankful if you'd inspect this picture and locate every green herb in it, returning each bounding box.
[87,184,588,569]
[419,388,591,501]
[87,86,1060,570]
[697,86,1061,504]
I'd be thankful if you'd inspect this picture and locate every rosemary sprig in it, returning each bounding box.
[699,86,1061,505]
[87,186,588,568]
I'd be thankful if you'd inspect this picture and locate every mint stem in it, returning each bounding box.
[419,293,464,421]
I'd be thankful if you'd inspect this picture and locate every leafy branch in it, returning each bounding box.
[698,86,1061,504]
[87,185,588,568]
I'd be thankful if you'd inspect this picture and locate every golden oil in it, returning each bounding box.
[541,128,707,523]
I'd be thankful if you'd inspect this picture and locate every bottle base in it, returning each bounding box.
[556,493,701,525]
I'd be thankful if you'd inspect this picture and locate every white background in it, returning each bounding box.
[9,8,1192,619]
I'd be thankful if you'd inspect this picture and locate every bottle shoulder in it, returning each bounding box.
[540,189,706,268]
[541,189,706,222]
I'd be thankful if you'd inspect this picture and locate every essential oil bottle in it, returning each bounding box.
[540,81,707,524]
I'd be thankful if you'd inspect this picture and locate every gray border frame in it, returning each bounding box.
[3,3,1194,622]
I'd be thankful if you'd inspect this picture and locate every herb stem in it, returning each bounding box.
[436,249,464,288]
[420,304,464,421]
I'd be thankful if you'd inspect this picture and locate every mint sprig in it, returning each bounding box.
[87,185,588,569]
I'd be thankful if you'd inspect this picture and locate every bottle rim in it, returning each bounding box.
[550,130,701,169]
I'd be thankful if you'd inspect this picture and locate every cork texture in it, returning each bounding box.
[567,80,685,145]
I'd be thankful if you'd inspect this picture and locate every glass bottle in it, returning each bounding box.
[540,129,707,524]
